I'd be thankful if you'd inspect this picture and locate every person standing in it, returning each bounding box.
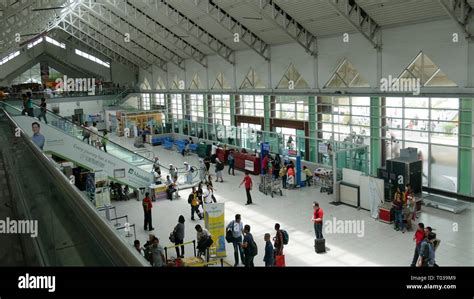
[142,192,154,231]
[38,97,48,124]
[82,121,91,144]
[204,156,211,175]
[169,164,178,183]
[90,122,99,147]
[199,159,206,182]
[133,240,145,257]
[172,215,185,258]
[226,214,245,267]
[241,224,256,267]
[21,94,28,116]
[227,151,235,175]
[26,92,34,117]
[215,158,224,182]
[239,171,253,205]
[410,222,425,267]
[150,237,165,267]
[263,233,274,267]
[279,164,287,189]
[211,142,217,163]
[184,162,193,184]
[273,223,284,259]
[31,122,45,150]
[392,190,405,233]
[312,202,324,240]
[101,129,109,152]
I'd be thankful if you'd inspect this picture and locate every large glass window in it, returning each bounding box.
[384,97,460,192]
[140,94,150,111]
[171,94,183,119]
[274,96,308,121]
[190,94,204,122]
[237,95,264,117]
[211,94,230,126]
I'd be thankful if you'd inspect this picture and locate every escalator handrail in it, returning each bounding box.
[6,101,199,172]
[0,106,149,266]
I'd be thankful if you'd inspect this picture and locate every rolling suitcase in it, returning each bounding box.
[315,238,326,253]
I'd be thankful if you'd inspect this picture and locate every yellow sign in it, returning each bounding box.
[204,203,226,257]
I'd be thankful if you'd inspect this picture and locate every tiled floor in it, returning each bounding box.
[107,135,474,266]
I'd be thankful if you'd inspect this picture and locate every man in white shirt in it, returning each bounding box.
[211,142,217,163]
[90,122,100,147]
[226,214,245,266]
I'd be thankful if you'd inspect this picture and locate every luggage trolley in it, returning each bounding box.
[259,174,283,198]
[314,168,333,194]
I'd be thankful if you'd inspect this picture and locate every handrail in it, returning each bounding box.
[0,106,149,266]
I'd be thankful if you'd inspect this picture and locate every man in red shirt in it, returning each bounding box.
[239,171,253,205]
[311,202,324,239]
[143,192,154,231]
[410,222,425,266]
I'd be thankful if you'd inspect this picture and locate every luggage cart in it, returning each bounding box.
[259,174,283,197]
[313,168,333,194]
[164,240,224,267]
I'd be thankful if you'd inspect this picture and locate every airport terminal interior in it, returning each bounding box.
[0,0,473,268]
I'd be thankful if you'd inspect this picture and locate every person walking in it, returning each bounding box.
[215,158,224,182]
[239,171,253,205]
[184,162,193,184]
[82,121,91,144]
[410,222,425,267]
[312,202,324,240]
[241,224,256,267]
[21,94,28,116]
[101,129,109,153]
[169,164,178,183]
[38,97,48,124]
[263,233,274,267]
[227,151,235,175]
[31,122,45,150]
[172,215,185,258]
[226,214,245,267]
[188,187,203,221]
[204,156,211,175]
[142,192,154,231]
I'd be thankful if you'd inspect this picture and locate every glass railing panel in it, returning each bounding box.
[0,111,143,266]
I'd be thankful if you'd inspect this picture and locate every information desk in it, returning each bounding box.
[216,148,230,165]
[233,152,260,175]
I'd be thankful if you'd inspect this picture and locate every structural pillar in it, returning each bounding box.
[458,98,472,196]
[370,96,382,176]
[308,96,317,162]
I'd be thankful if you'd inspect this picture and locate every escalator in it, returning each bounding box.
[0,108,148,266]
[1,102,201,190]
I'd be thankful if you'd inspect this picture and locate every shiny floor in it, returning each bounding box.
[107,135,474,266]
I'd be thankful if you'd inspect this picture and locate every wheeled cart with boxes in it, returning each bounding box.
[259,174,283,198]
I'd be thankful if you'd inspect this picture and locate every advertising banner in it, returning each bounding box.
[13,116,153,189]
[203,203,226,258]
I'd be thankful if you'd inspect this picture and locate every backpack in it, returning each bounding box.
[187,194,193,204]
[281,230,289,245]
[248,235,258,256]
[217,162,224,171]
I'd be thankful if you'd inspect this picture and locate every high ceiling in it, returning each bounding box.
[0,0,468,70]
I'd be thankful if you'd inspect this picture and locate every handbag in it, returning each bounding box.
[416,255,423,267]
[169,231,176,243]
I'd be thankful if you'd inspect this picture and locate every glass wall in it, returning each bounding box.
[189,94,204,122]
[140,93,150,111]
[274,96,308,120]
[210,94,231,126]
[384,97,460,192]
[237,95,264,117]
[171,94,183,120]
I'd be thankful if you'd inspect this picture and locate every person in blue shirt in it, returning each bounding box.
[263,233,274,267]
[31,122,45,150]
[227,151,235,175]
[26,92,34,117]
